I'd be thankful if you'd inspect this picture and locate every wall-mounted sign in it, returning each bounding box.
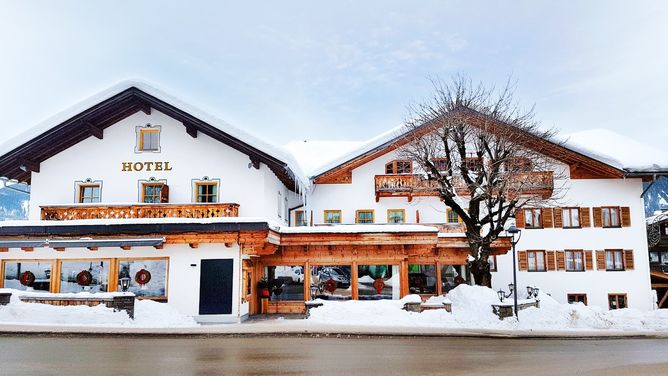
[122,161,173,172]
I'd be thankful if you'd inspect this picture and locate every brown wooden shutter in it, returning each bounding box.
[621,207,631,227]
[624,250,634,270]
[592,207,603,228]
[585,251,594,271]
[553,208,563,228]
[580,208,591,227]
[596,250,606,270]
[518,251,528,271]
[556,251,565,271]
[160,184,169,203]
[546,251,556,271]
[515,209,525,228]
[542,208,554,228]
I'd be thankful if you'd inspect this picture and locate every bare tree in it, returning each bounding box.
[399,75,565,287]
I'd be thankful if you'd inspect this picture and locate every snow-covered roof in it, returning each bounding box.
[0,79,310,190]
[283,140,364,176]
[273,224,439,234]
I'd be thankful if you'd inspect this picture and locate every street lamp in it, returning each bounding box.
[507,225,522,320]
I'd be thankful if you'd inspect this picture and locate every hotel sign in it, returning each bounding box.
[122,161,173,172]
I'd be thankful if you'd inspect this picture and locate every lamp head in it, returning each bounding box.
[497,289,505,302]
[507,225,521,235]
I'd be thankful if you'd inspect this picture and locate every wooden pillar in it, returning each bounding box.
[351,261,358,300]
[400,260,409,297]
[304,261,311,301]
[435,262,443,296]
[50,260,61,293]
[108,258,119,292]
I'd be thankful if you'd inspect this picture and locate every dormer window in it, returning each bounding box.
[385,160,412,174]
[136,124,161,152]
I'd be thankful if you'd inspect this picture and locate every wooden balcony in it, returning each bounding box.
[40,203,240,221]
[374,171,554,202]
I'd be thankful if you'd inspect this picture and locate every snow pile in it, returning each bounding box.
[0,289,198,328]
[307,285,668,332]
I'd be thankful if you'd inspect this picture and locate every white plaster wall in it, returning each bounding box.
[0,244,245,322]
[28,109,291,221]
[492,178,653,310]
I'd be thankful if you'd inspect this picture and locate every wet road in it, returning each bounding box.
[0,335,666,375]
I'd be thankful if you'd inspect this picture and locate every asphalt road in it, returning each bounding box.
[0,335,666,375]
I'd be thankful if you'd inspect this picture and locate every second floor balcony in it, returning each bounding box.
[374,171,554,202]
[40,203,240,221]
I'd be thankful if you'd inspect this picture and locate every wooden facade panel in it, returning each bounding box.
[553,208,563,228]
[542,208,554,228]
[585,250,594,271]
[556,251,565,271]
[596,250,605,270]
[621,207,631,227]
[518,251,527,271]
[546,251,556,271]
[624,250,634,270]
[267,301,305,314]
[515,209,525,228]
[592,207,603,228]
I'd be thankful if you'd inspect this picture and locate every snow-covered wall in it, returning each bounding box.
[28,109,293,224]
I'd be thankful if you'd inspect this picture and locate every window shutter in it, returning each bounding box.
[585,251,594,271]
[542,208,554,228]
[580,208,591,227]
[515,209,525,228]
[596,250,605,270]
[518,251,528,271]
[546,251,556,271]
[592,207,603,228]
[556,251,565,271]
[621,207,631,227]
[553,208,563,228]
[160,184,169,203]
[624,250,634,270]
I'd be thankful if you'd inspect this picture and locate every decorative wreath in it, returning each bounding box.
[76,270,93,286]
[324,278,338,293]
[20,271,35,287]
[134,269,152,286]
[373,278,386,294]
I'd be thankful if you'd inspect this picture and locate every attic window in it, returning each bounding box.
[136,125,161,152]
[385,160,412,174]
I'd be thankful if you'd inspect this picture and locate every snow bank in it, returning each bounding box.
[307,285,668,332]
[0,289,198,328]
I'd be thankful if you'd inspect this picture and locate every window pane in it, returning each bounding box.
[310,265,351,300]
[535,253,545,271]
[2,261,51,292]
[447,210,459,223]
[566,251,574,270]
[574,252,583,271]
[562,209,571,228]
[265,266,304,301]
[606,251,614,269]
[60,260,110,293]
[614,251,623,269]
[528,252,536,270]
[661,253,668,265]
[357,265,399,300]
[389,211,404,223]
[117,259,168,298]
[408,264,437,294]
[440,264,468,293]
[524,210,533,227]
[533,210,542,227]
[610,208,619,226]
[571,209,580,227]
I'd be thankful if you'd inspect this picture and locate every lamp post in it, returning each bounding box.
[507,225,522,320]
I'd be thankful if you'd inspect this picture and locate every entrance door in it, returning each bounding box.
[199,259,233,315]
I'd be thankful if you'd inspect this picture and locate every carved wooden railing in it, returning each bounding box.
[375,171,554,201]
[40,203,240,220]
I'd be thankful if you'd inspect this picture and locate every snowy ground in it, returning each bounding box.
[307,285,668,333]
[1,285,668,334]
[0,289,197,328]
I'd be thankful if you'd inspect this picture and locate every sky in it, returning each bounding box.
[1,1,667,150]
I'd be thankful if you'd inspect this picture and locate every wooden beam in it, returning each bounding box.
[659,290,668,309]
[0,247,7,252]
[18,158,39,173]
[54,247,65,252]
[185,123,198,138]
[21,247,33,252]
[139,101,151,115]
[189,243,199,249]
[84,121,103,139]
[249,155,260,170]
[120,246,131,251]
[87,246,98,251]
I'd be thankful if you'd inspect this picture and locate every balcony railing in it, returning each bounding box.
[40,203,240,221]
[374,171,554,201]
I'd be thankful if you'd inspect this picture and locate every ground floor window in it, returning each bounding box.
[440,264,468,293]
[567,293,587,305]
[265,265,304,301]
[408,264,437,294]
[608,294,627,310]
[310,265,351,300]
[2,260,52,292]
[118,258,168,299]
[357,265,400,300]
[59,260,110,293]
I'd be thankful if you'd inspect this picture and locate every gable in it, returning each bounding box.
[0,82,306,192]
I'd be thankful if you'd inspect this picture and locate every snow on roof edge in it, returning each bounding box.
[0,79,310,190]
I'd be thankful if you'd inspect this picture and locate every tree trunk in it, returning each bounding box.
[469,256,492,288]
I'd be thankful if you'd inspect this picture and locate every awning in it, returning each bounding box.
[47,237,165,249]
[0,237,165,249]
